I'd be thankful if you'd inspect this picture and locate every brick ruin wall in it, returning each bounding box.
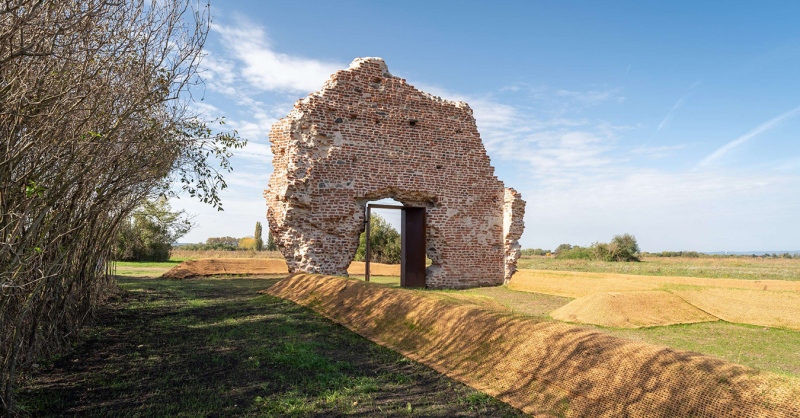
[265,57,525,288]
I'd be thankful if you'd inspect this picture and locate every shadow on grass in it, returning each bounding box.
[16,276,524,417]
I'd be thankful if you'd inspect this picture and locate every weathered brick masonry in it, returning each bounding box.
[265,57,525,288]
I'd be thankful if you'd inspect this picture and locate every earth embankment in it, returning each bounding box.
[267,274,800,417]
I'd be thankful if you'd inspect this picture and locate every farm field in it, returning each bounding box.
[117,252,800,376]
[117,256,800,376]
[16,273,524,417]
[25,257,799,416]
[518,255,800,281]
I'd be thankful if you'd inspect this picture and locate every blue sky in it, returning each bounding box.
[172,0,800,252]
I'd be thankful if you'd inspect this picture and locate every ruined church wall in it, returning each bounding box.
[265,58,523,288]
[503,188,526,283]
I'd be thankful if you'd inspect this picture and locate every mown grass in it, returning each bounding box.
[602,321,800,377]
[16,273,524,417]
[169,249,283,261]
[113,260,179,277]
[440,285,800,377]
[518,256,800,281]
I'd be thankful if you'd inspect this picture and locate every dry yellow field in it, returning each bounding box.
[674,288,800,331]
[509,269,800,330]
[267,274,800,417]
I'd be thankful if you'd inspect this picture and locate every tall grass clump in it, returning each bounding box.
[0,1,242,411]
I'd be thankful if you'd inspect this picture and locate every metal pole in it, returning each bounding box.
[365,205,371,282]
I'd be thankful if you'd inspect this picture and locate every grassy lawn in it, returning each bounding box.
[17,273,524,417]
[518,255,800,281]
[169,249,284,261]
[602,321,800,377]
[114,260,179,277]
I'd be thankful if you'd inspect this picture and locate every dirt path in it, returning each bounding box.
[16,276,524,417]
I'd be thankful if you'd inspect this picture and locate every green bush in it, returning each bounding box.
[555,234,641,262]
[521,248,550,256]
[556,246,593,260]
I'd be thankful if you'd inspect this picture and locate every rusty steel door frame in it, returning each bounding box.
[364,203,426,288]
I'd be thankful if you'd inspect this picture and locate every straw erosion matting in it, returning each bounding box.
[550,291,718,328]
[161,258,400,279]
[510,269,800,330]
[266,274,800,417]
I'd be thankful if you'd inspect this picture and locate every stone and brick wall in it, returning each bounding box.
[265,57,525,288]
[503,188,526,283]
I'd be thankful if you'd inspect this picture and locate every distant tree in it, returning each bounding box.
[521,248,549,256]
[553,234,640,262]
[266,231,278,251]
[354,214,401,264]
[590,234,640,262]
[254,222,264,251]
[206,236,239,250]
[115,199,192,262]
[611,233,640,262]
[557,245,592,260]
[238,237,256,251]
[554,244,573,256]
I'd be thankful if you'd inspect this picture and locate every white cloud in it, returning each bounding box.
[698,105,800,167]
[212,20,344,93]
[190,20,800,252]
[522,167,800,251]
[234,141,273,162]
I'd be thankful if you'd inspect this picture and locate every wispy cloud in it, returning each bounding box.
[628,144,686,159]
[555,88,624,105]
[698,105,800,167]
[657,83,699,131]
[212,19,344,93]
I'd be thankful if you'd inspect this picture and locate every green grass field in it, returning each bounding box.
[17,272,524,417]
[114,255,800,378]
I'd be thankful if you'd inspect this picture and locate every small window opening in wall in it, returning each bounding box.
[409,120,418,127]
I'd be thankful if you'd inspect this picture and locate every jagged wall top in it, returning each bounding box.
[265,57,525,288]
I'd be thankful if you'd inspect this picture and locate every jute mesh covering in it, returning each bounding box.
[674,288,800,331]
[551,291,718,328]
[161,258,399,279]
[511,270,800,330]
[267,274,800,417]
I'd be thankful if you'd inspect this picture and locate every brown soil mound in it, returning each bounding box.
[161,258,400,279]
[346,261,401,277]
[162,258,289,279]
[551,291,718,328]
[267,274,800,417]
[675,288,800,331]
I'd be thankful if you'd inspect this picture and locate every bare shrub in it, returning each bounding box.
[0,1,243,411]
